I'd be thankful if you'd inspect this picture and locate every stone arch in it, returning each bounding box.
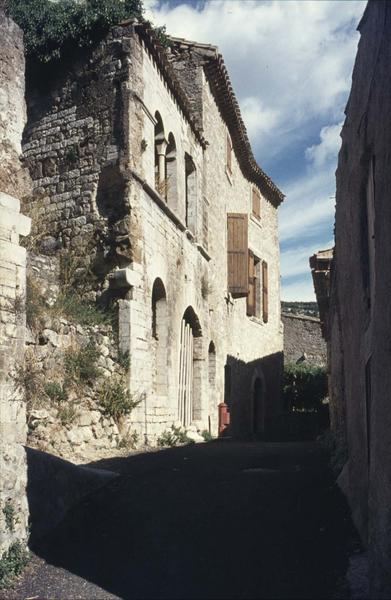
[151,278,168,397]
[178,306,203,426]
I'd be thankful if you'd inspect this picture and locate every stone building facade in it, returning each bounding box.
[22,22,284,442]
[0,10,31,555]
[312,2,391,595]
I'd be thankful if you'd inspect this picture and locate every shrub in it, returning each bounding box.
[0,541,29,589]
[157,425,194,447]
[283,363,328,412]
[6,0,143,64]
[54,292,114,327]
[44,381,68,403]
[64,342,101,384]
[117,350,130,371]
[98,378,142,421]
[13,348,44,408]
[117,431,139,450]
[201,429,214,442]
[57,403,77,426]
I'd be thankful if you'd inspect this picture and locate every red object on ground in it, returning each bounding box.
[218,403,230,436]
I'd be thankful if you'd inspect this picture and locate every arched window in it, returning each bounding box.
[208,341,216,388]
[166,133,177,206]
[185,153,197,233]
[154,112,167,193]
[151,278,168,396]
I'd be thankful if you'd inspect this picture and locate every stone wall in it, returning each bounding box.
[0,12,30,556]
[23,24,136,292]
[328,1,391,596]
[282,313,327,367]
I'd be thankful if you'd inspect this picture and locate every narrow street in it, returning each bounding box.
[7,440,357,599]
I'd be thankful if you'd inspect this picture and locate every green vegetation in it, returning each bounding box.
[6,0,143,63]
[57,403,78,425]
[281,301,319,317]
[201,430,214,442]
[6,0,170,65]
[157,425,195,447]
[54,292,115,328]
[98,377,142,421]
[26,280,115,332]
[64,341,101,384]
[44,381,68,403]
[0,541,29,589]
[117,430,139,450]
[2,502,15,533]
[117,350,130,371]
[283,363,328,412]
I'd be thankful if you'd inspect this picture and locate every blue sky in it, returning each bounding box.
[145,0,366,300]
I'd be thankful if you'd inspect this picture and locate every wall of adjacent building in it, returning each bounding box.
[330,1,391,596]
[0,12,30,556]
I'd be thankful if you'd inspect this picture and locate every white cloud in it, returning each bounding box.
[279,164,336,243]
[281,239,333,280]
[305,122,343,169]
[240,97,281,138]
[282,278,316,302]
[146,0,365,161]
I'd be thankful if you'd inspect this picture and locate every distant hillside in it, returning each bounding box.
[281,301,319,317]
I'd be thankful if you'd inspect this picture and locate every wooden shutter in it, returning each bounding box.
[226,133,233,174]
[252,188,261,219]
[227,213,248,298]
[262,261,268,323]
[247,251,255,316]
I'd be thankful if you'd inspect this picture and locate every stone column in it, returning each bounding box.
[155,138,168,184]
[0,11,31,555]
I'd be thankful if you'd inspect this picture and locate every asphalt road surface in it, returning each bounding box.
[6,440,355,599]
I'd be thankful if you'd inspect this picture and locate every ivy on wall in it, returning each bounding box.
[5,0,144,63]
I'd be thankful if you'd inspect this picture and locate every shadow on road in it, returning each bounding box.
[27,441,355,599]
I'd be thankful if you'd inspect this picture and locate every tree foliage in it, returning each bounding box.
[6,0,144,63]
[283,363,328,412]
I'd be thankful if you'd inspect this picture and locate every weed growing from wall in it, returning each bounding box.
[44,382,68,403]
[2,502,15,533]
[64,342,101,385]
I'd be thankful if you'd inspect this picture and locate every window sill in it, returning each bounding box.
[250,214,262,228]
[249,316,264,325]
